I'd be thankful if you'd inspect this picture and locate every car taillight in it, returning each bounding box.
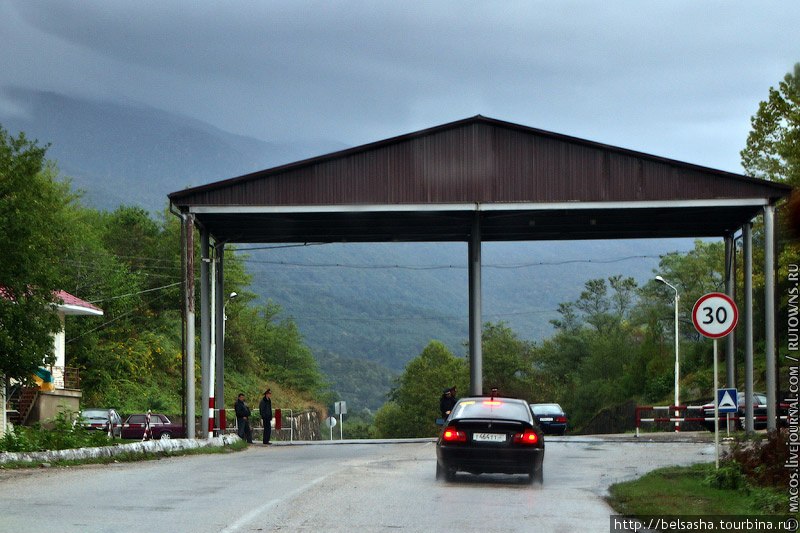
[555,417,566,423]
[442,426,466,442]
[513,430,539,444]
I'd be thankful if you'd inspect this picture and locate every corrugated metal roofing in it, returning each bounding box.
[168,116,791,243]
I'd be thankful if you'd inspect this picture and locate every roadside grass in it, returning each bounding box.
[607,462,791,516]
[0,438,250,469]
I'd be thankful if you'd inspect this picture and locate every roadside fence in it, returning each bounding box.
[221,409,294,441]
[635,404,787,436]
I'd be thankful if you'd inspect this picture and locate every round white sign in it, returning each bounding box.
[324,416,337,428]
[692,292,738,338]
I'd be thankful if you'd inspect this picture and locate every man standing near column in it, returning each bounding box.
[259,389,273,445]
[234,393,253,444]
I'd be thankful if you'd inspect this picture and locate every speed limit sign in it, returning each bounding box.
[692,293,738,338]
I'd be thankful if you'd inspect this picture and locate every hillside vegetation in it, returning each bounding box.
[1,125,330,416]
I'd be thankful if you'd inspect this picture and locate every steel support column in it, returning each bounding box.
[724,233,735,388]
[468,213,483,396]
[182,214,196,439]
[200,228,211,439]
[744,222,754,434]
[215,245,225,432]
[764,205,777,431]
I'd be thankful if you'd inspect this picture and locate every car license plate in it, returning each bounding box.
[540,417,553,422]
[473,433,506,442]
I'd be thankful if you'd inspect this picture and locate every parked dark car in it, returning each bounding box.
[436,397,545,485]
[700,392,788,431]
[80,408,122,438]
[529,403,567,435]
[121,413,185,440]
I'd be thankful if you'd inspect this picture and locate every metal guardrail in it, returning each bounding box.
[635,404,788,436]
[219,409,294,441]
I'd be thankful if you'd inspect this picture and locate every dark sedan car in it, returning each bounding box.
[530,403,567,435]
[121,413,185,440]
[436,397,545,485]
[701,392,788,431]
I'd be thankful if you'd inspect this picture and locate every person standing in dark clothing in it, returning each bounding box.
[259,389,273,444]
[440,386,457,418]
[234,393,253,443]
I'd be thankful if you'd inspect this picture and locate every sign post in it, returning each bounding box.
[717,388,738,436]
[325,416,337,440]
[334,401,347,440]
[692,293,739,469]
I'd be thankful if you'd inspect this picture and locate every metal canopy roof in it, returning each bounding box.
[168,116,791,244]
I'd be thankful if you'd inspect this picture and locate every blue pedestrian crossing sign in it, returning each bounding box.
[717,388,738,414]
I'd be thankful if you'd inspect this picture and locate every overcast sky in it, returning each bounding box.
[1,1,799,174]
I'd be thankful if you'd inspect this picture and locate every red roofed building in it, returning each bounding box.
[2,290,103,435]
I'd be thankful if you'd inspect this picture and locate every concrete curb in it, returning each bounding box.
[0,434,241,464]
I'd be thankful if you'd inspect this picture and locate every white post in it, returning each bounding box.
[714,339,719,469]
[764,205,777,431]
[674,291,680,431]
[656,276,680,432]
[744,222,754,434]
[209,252,216,439]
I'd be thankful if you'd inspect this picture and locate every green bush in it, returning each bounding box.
[704,461,750,491]
[752,487,789,514]
[0,406,109,453]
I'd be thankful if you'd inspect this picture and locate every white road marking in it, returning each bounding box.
[219,471,338,533]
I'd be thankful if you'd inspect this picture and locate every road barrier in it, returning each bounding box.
[91,409,297,441]
[222,408,294,441]
[635,405,787,436]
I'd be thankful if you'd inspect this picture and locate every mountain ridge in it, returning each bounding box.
[0,88,695,409]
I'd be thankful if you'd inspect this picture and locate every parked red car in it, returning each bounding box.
[121,413,185,440]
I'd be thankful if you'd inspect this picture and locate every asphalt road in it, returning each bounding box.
[0,435,714,533]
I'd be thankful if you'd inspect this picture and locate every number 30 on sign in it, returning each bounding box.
[692,292,739,338]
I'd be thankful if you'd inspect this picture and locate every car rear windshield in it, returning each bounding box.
[81,410,108,419]
[451,400,530,421]
[531,404,562,415]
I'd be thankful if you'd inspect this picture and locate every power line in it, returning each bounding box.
[66,291,171,344]
[86,281,182,304]
[238,252,692,270]
[286,309,559,322]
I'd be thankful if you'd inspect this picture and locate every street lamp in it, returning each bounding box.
[223,292,237,331]
[219,292,236,432]
[655,276,680,432]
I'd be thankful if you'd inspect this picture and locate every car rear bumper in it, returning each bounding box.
[437,445,544,475]
[539,423,566,434]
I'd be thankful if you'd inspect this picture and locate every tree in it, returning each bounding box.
[0,126,80,384]
[740,63,800,380]
[481,322,535,398]
[374,341,468,438]
[741,62,800,186]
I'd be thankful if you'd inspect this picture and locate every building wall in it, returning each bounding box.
[53,312,66,367]
[29,390,82,429]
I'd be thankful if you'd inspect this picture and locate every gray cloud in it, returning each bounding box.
[2,0,800,172]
